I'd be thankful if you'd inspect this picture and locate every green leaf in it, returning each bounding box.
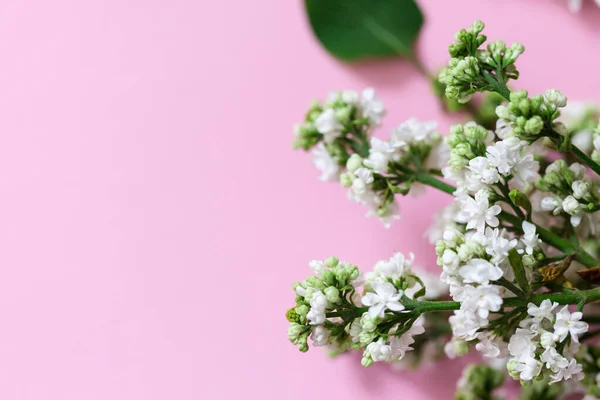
[508,249,531,296]
[304,0,424,61]
[509,188,532,217]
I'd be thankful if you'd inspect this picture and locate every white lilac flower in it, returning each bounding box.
[550,358,584,384]
[475,332,505,359]
[466,157,499,190]
[540,331,559,349]
[474,227,517,264]
[341,90,359,105]
[457,190,501,233]
[391,118,437,148]
[306,290,329,325]
[540,347,569,372]
[541,196,563,215]
[310,325,330,346]
[366,318,426,364]
[361,281,405,319]
[562,195,583,227]
[366,338,393,362]
[527,299,558,323]
[314,108,343,143]
[509,355,542,381]
[553,306,588,342]
[486,137,522,175]
[512,154,540,189]
[360,88,385,125]
[460,284,503,319]
[363,151,389,174]
[573,180,590,200]
[458,258,503,285]
[563,195,582,215]
[389,316,426,358]
[365,200,401,228]
[571,163,586,180]
[363,137,397,173]
[520,221,540,255]
[449,309,481,341]
[309,260,325,274]
[441,249,460,273]
[495,118,511,139]
[543,89,568,109]
[508,328,537,360]
[311,143,340,181]
[367,252,414,282]
[350,167,374,199]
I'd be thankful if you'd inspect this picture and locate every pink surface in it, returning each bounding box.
[1,0,600,398]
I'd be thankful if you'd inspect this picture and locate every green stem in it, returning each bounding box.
[571,145,600,176]
[495,277,526,298]
[328,286,600,323]
[482,72,511,101]
[402,298,460,313]
[414,173,455,195]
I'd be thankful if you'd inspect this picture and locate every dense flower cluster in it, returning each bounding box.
[506,300,587,383]
[286,253,449,367]
[287,19,600,399]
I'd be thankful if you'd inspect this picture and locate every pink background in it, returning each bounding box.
[1,0,600,398]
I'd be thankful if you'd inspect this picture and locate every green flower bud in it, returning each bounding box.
[346,154,363,172]
[325,256,339,268]
[454,142,474,157]
[334,268,349,287]
[321,269,336,286]
[524,116,543,135]
[522,254,536,268]
[347,264,360,280]
[465,126,487,142]
[460,364,505,398]
[518,99,530,116]
[449,153,468,171]
[335,107,351,124]
[340,172,353,188]
[515,115,527,128]
[324,286,340,303]
[530,94,543,111]
[510,90,528,103]
[430,132,442,145]
[305,275,322,288]
[359,331,376,346]
[435,240,447,257]
[295,304,309,317]
[298,342,309,353]
[286,308,300,323]
[287,322,306,342]
[471,20,485,34]
[361,315,378,333]
[451,340,470,357]
[487,40,505,55]
[361,353,373,367]
[506,359,521,380]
